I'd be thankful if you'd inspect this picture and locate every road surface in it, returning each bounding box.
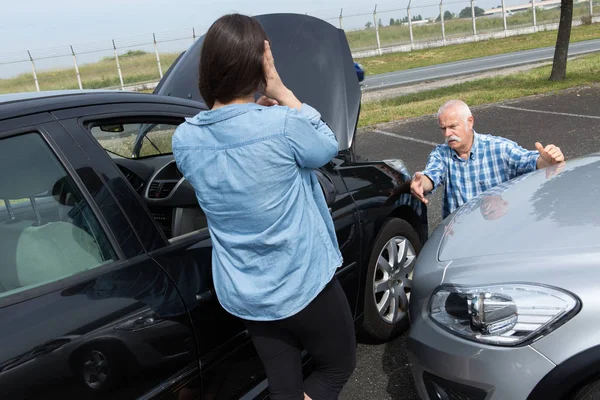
[362,38,600,91]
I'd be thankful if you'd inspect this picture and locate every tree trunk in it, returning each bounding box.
[550,0,574,81]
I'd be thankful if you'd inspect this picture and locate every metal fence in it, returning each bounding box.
[1,0,598,94]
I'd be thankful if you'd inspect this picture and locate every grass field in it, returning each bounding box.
[358,52,600,127]
[346,2,597,50]
[359,22,600,75]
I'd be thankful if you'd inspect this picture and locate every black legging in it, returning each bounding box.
[243,276,357,400]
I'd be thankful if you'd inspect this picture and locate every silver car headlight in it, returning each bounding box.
[429,284,579,346]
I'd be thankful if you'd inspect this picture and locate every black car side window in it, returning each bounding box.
[0,133,116,298]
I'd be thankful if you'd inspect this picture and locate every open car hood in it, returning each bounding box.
[154,13,361,151]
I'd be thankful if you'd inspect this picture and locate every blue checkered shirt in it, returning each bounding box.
[423,132,539,219]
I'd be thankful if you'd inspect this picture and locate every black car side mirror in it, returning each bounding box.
[315,170,336,208]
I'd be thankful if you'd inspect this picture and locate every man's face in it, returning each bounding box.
[438,108,474,152]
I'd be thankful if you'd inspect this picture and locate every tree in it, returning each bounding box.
[436,10,455,22]
[365,21,372,29]
[389,17,396,26]
[459,6,485,18]
[379,18,383,27]
[550,0,574,81]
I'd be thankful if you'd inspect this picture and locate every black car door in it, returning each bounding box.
[54,100,264,399]
[317,161,362,318]
[0,113,200,400]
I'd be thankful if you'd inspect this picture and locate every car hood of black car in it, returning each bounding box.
[437,154,600,261]
[154,13,361,151]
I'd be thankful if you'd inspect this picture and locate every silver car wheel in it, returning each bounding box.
[372,236,416,324]
[83,350,109,389]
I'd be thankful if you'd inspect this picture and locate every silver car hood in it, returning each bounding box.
[154,13,361,151]
[438,154,600,261]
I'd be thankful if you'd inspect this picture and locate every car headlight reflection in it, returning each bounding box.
[429,284,579,346]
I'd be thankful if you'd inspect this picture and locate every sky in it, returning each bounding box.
[1,0,523,78]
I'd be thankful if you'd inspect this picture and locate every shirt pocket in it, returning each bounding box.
[478,175,503,192]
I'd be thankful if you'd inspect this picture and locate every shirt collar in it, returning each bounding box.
[185,103,264,126]
[451,130,479,161]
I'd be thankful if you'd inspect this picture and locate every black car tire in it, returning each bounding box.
[573,379,600,400]
[75,343,124,393]
[362,218,422,342]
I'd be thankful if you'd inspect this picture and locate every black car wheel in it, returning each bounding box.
[362,218,422,341]
[77,344,123,392]
[573,379,600,400]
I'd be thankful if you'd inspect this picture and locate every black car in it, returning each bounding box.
[0,14,427,400]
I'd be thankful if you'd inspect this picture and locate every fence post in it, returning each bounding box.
[373,4,382,55]
[532,0,537,31]
[502,0,508,35]
[471,0,477,39]
[408,0,414,50]
[112,40,125,90]
[440,0,446,45]
[70,45,83,90]
[153,33,163,79]
[339,8,344,30]
[27,51,40,92]
[590,0,593,16]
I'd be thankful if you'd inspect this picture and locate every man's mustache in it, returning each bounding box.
[445,135,461,144]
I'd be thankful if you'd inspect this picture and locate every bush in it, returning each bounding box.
[581,15,593,25]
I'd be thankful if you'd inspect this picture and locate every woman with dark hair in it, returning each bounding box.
[172,13,356,400]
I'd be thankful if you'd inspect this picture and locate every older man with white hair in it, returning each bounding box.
[410,99,565,219]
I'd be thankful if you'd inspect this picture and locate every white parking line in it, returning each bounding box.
[370,129,439,147]
[497,105,600,120]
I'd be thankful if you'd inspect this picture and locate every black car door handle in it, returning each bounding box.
[196,288,215,303]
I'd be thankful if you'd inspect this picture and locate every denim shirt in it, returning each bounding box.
[172,102,343,321]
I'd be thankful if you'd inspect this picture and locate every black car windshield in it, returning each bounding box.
[89,122,178,159]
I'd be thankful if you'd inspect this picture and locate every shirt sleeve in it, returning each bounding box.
[503,138,539,178]
[284,103,339,169]
[422,146,447,193]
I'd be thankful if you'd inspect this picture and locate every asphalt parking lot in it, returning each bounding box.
[339,85,600,399]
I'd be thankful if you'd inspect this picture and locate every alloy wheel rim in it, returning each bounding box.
[83,350,109,389]
[372,236,416,324]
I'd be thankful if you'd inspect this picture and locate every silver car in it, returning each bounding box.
[408,155,600,400]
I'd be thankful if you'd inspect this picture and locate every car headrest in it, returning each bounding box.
[0,134,66,200]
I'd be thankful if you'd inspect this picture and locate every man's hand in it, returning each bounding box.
[536,142,564,168]
[410,172,429,204]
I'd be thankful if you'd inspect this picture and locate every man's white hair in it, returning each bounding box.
[437,99,472,123]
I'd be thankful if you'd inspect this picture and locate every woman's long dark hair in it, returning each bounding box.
[199,14,269,109]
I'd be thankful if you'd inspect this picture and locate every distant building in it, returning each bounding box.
[484,0,588,17]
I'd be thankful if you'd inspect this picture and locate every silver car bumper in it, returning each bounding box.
[407,318,556,400]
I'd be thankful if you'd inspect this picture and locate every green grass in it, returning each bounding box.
[0,52,181,94]
[359,22,600,76]
[346,2,597,50]
[358,52,600,127]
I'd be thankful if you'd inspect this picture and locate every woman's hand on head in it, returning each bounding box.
[256,95,279,107]
[262,40,302,110]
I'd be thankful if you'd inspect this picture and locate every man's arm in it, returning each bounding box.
[410,147,446,204]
